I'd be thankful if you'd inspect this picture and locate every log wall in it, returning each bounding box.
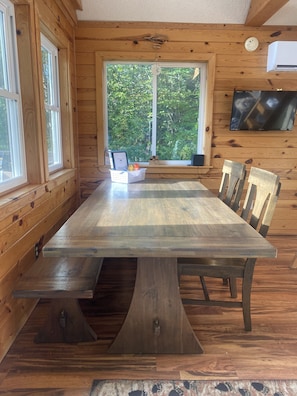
[75,22,297,235]
[0,0,79,362]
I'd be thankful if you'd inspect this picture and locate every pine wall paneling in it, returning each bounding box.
[2,11,297,365]
[75,21,297,235]
[0,0,79,362]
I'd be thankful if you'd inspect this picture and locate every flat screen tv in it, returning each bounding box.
[229,90,297,131]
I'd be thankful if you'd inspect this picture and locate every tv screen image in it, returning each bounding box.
[229,90,297,131]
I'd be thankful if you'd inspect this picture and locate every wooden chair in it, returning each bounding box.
[203,159,247,298]
[178,167,281,331]
[218,159,246,212]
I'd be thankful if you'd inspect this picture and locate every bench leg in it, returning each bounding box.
[35,298,97,343]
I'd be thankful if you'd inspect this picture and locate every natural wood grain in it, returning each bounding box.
[0,0,79,363]
[1,237,297,393]
[75,21,297,237]
[43,180,276,259]
[217,159,246,212]
[13,256,103,343]
[2,3,297,391]
[42,179,276,355]
[109,257,203,354]
[13,256,103,299]
[245,0,289,26]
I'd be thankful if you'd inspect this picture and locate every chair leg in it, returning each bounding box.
[229,277,237,298]
[242,259,256,331]
[199,276,210,301]
[223,277,237,298]
[242,293,251,331]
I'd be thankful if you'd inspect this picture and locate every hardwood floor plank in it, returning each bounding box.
[157,355,238,380]
[233,356,297,379]
[1,237,297,393]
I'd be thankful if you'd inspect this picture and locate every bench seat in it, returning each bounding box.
[13,256,103,344]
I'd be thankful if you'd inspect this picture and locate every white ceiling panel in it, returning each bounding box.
[77,0,251,23]
[77,0,297,25]
[265,0,297,25]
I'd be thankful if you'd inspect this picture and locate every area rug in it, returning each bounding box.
[90,379,297,396]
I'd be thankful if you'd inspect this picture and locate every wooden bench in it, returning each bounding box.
[13,256,103,344]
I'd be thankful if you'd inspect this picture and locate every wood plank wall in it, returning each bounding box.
[0,0,79,362]
[75,22,297,235]
[2,9,297,365]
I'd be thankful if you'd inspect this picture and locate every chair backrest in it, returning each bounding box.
[218,160,246,212]
[241,167,281,237]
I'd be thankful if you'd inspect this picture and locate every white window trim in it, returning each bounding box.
[0,0,27,194]
[41,33,63,173]
[103,61,207,166]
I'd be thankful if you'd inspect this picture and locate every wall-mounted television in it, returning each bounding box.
[229,90,297,131]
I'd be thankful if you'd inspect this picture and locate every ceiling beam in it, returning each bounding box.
[71,0,82,11]
[245,0,289,26]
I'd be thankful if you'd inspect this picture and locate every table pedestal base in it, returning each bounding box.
[35,299,97,343]
[109,257,203,354]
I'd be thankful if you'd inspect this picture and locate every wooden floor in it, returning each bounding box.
[1,236,297,395]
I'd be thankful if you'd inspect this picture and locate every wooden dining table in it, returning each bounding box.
[43,179,277,354]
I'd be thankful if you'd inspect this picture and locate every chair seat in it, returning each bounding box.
[178,257,245,279]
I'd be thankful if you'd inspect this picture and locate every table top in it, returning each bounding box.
[43,179,276,259]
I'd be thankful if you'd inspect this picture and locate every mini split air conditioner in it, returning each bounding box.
[267,41,297,72]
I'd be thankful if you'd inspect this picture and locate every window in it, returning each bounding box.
[0,0,26,193]
[104,61,206,165]
[41,34,62,173]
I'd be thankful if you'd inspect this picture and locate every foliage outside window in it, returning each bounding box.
[104,62,206,164]
[0,0,26,193]
[41,34,63,173]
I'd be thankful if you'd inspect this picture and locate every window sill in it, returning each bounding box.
[0,169,77,209]
[99,165,212,176]
[48,168,76,183]
[146,165,212,175]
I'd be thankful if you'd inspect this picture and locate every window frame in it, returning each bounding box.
[96,51,215,170]
[0,0,27,194]
[0,2,76,200]
[103,61,207,165]
[41,33,63,174]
